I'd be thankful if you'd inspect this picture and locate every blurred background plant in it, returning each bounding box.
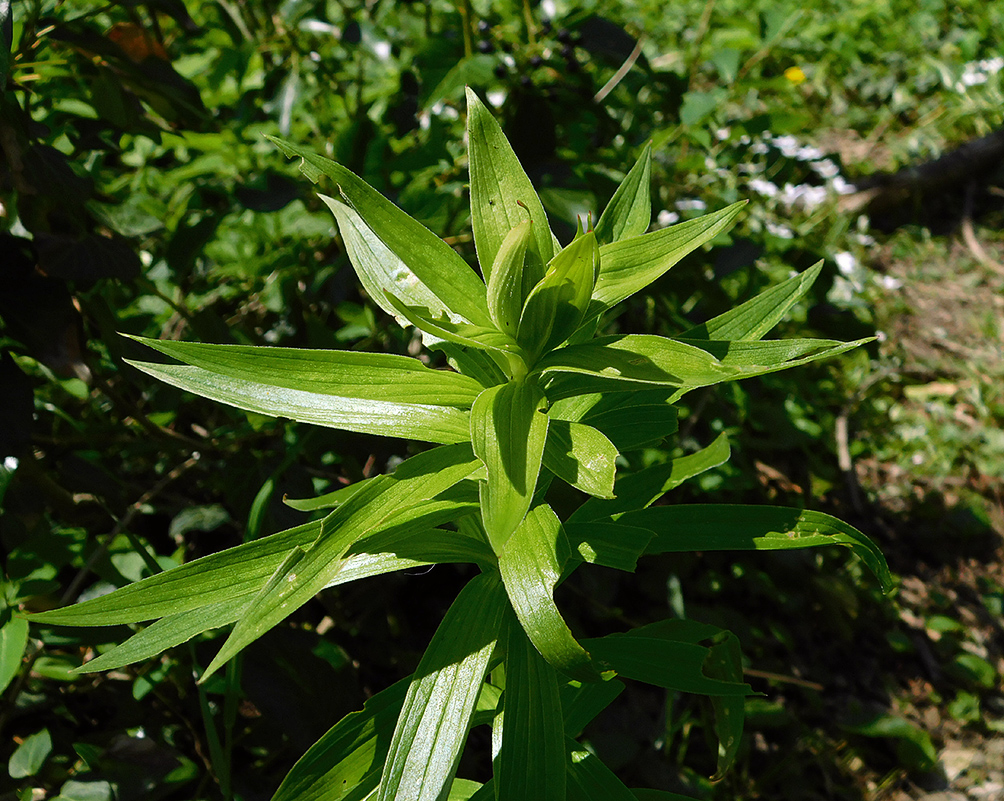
[1,1,1002,799]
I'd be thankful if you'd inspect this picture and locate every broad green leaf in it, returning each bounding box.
[542,420,618,499]
[487,218,534,334]
[205,444,482,678]
[673,337,873,378]
[581,620,752,696]
[466,88,553,286]
[8,729,52,779]
[550,390,679,452]
[498,505,598,682]
[517,231,600,358]
[270,137,492,327]
[563,522,654,573]
[593,143,652,245]
[378,573,505,801]
[470,381,549,552]
[495,618,565,801]
[0,615,28,694]
[384,292,520,355]
[621,505,892,591]
[128,361,472,445]
[681,262,823,342]
[589,202,745,312]
[704,630,745,779]
[560,678,625,737]
[572,433,730,522]
[272,678,409,801]
[126,336,483,407]
[447,779,485,801]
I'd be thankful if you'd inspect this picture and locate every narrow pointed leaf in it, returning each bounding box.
[589,201,745,311]
[272,678,409,801]
[270,137,491,326]
[542,420,618,499]
[495,618,565,801]
[466,88,554,285]
[622,504,892,591]
[128,361,472,444]
[127,336,483,406]
[498,505,598,682]
[378,572,505,801]
[29,519,325,626]
[566,740,638,801]
[384,292,519,355]
[487,219,533,334]
[681,262,823,342]
[537,334,870,391]
[205,444,482,678]
[470,382,549,551]
[582,620,752,696]
[572,433,731,522]
[593,143,652,245]
[705,631,745,779]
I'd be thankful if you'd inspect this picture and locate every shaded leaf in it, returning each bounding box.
[542,420,618,499]
[623,504,892,591]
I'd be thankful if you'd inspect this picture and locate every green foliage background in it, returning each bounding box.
[2,0,1002,799]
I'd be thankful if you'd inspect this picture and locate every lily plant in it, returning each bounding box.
[30,89,889,800]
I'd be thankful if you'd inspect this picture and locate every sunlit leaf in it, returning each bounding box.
[378,572,505,801]
[470,381,549,552]
[593,143,652,246]
[542,420,617,499]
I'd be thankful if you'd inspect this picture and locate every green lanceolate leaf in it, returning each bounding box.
[272,678,409,801]
[487,218,533,334]
[470,381,549,552]
[128,362,473,445]
[384,292,520,356]
[563,521,655,573]
[704,630,745,779]
[536,334,870,394]
[593,142,652,246]
[566,739,638,801]
[378,572,505,801]
[29,519,326,627]
[559,678,625,738]
[203,444,482,679]
[623,504,892,591]
[495,617,566,801]
[466,88,554,287]
[542,419,618,499]
[127,336,482,406]
[572,433,731,521]
[517,231,600,359]
[589,201,746,313]
[549,389,679,452]
[582,620,752,696]
[270,137,492,327]
[681,262,823,342]
[498,505,598,682]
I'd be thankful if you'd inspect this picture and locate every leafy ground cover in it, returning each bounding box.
[2,0,1003,799]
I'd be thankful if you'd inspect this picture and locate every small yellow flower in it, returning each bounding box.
[784,66,807,84]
